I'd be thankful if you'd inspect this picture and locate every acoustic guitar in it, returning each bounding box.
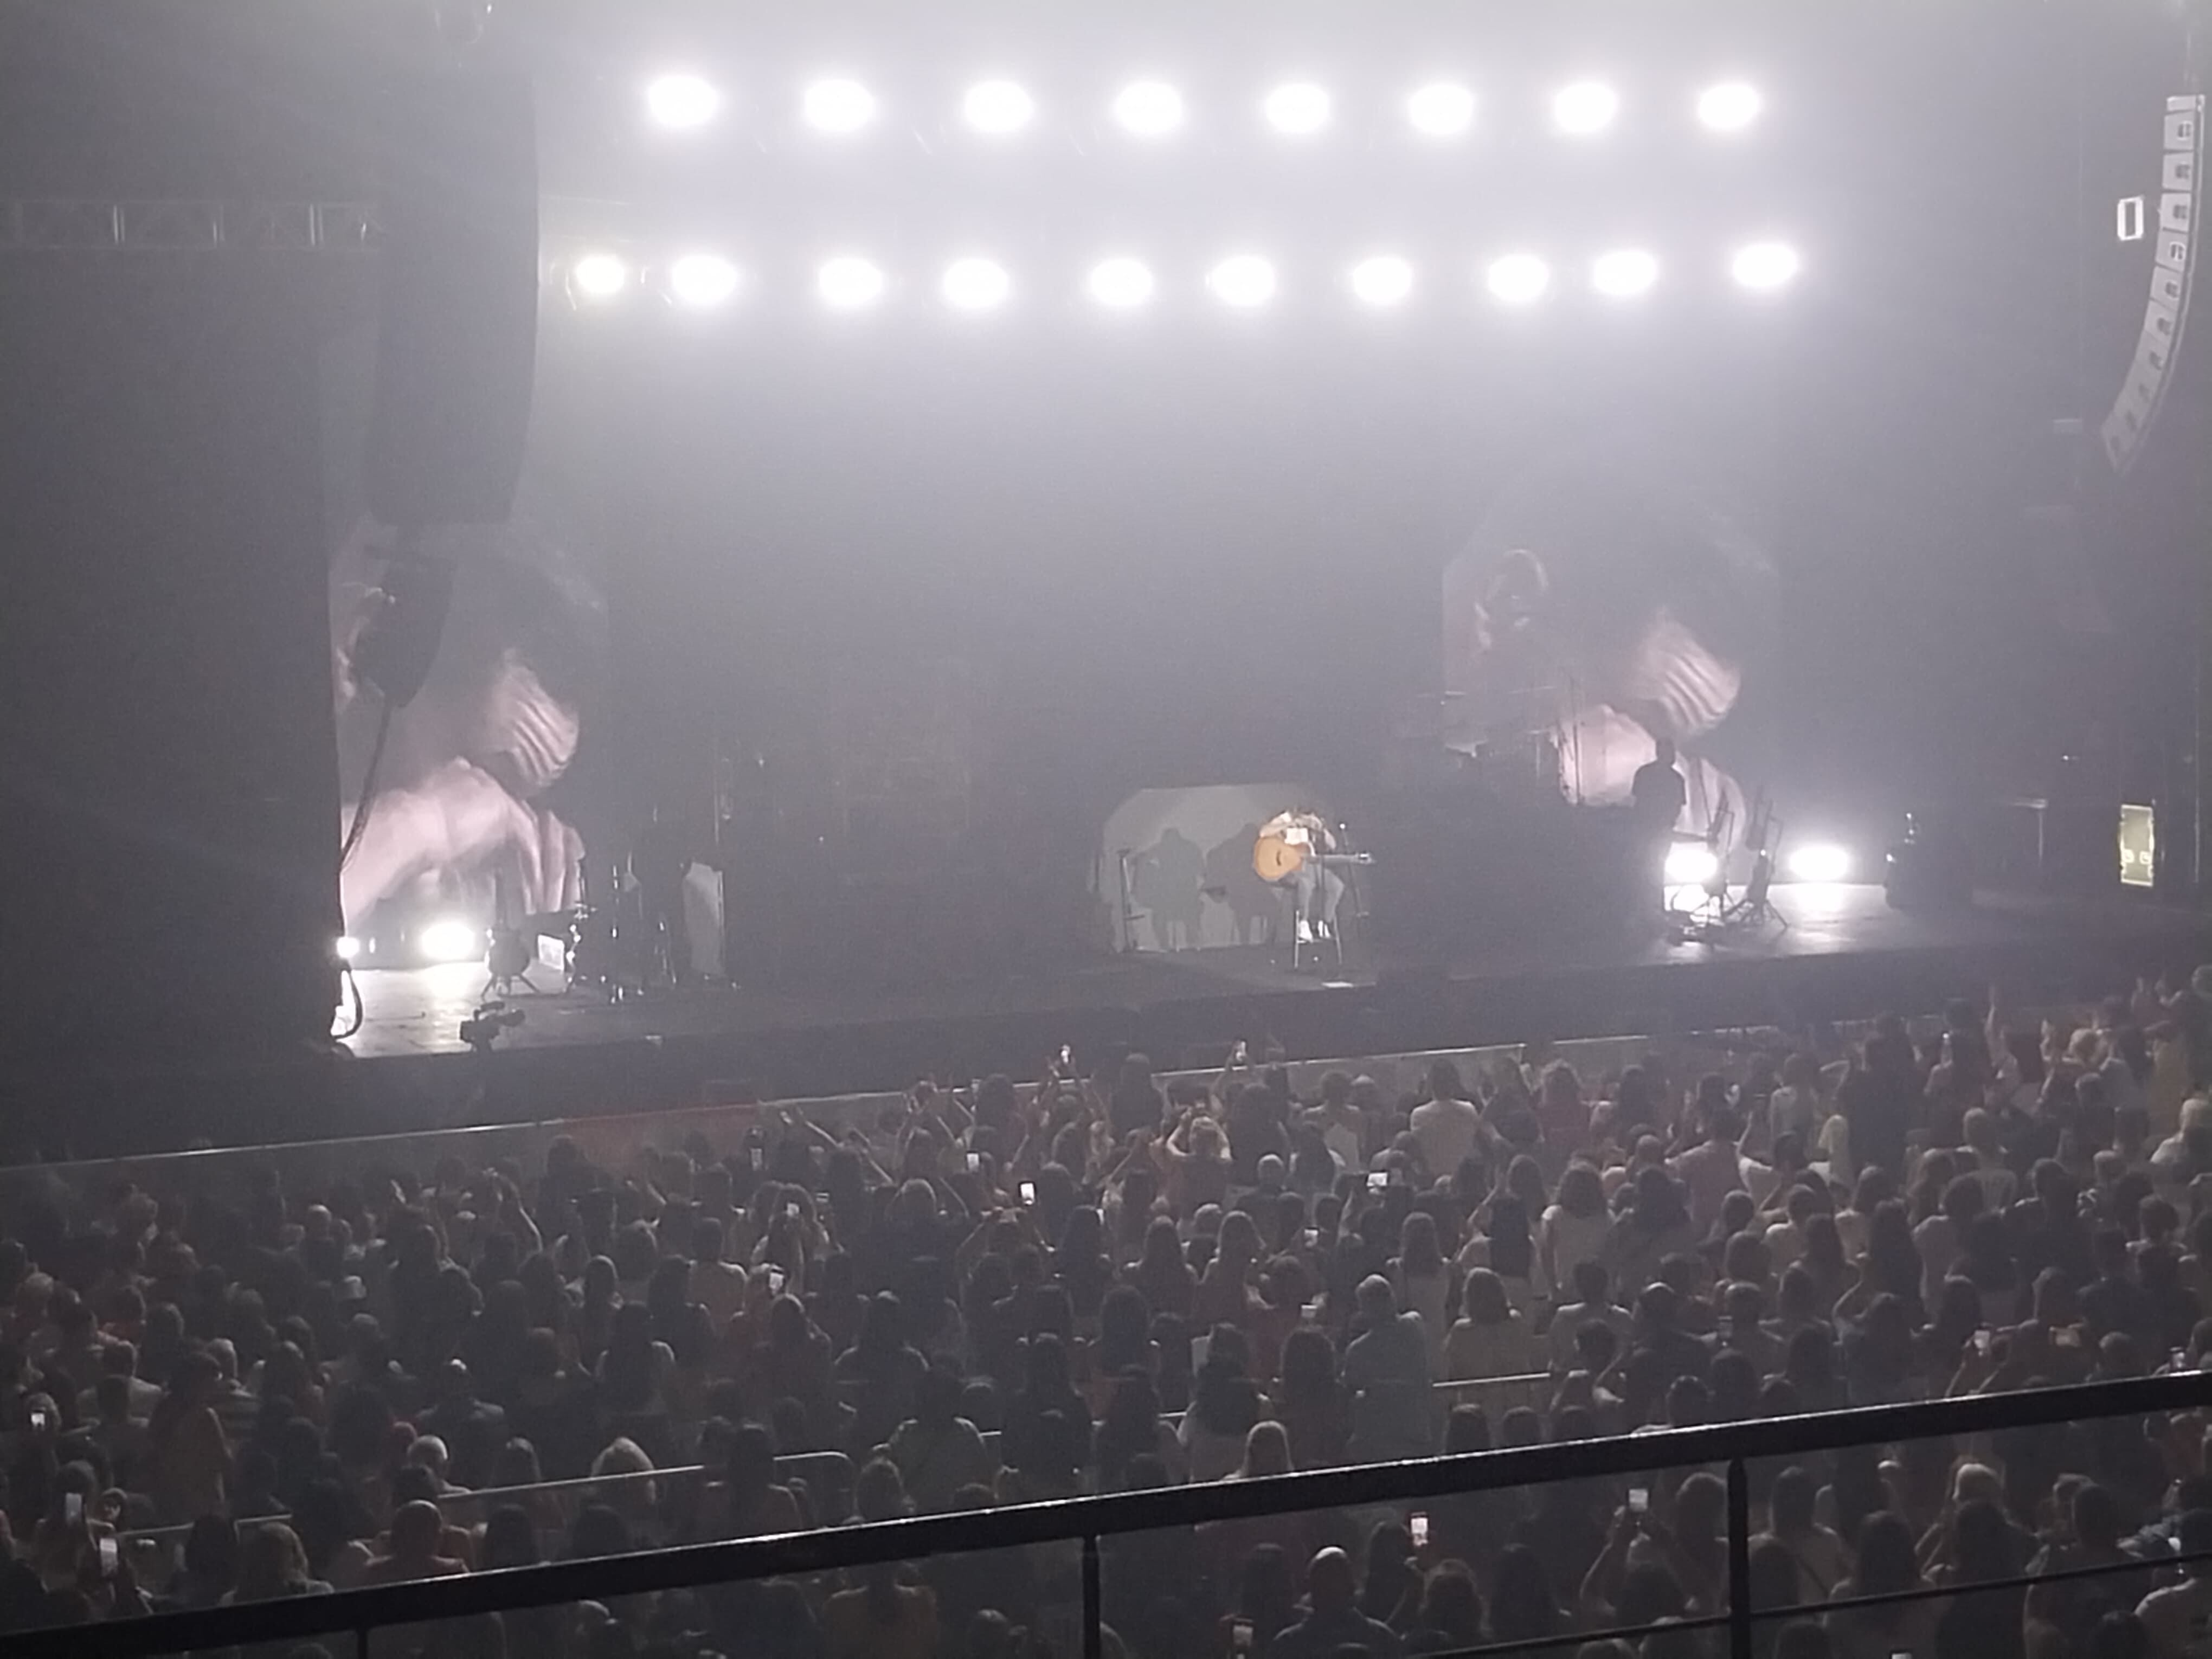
[1253,830,1375,883]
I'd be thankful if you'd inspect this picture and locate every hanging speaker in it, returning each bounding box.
[2080,4,2205,481]
[366,69,538,528]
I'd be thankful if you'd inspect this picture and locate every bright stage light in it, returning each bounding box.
[1787,843,1853,884]
[1552,80,1620,135]
[569,252,631,301]
[335,935,362,963]
[963,79,1034,134]
[1697,81,1763,132]
[1263,82,1332,136]
[668,253,740,308]
[645,73,721,131]
[1406,82,1476,137]
[941,257,1011,311]
[417,917,483,964]
[1086,257,1155,309]
[1207,255,1277,308]
[1591,248,1659,298]
[818,255,887,310]
[803,78,877,134]
[1666,844,1721,886]
[1113,80,1185,137]
[1349,255,1414,308]
[1732,240,1801,291]
[1486,253,1551,305]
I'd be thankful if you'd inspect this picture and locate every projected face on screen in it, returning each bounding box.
[1442,448,1774,840]
[330,519,601,926]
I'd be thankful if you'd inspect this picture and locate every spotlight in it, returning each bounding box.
[1786,844,1853,884]
[1406,81,1476,138]
[645,73,720,131]
[668,253,740,308]
[569,252,631,301]
[1086,257,1155,309]
[418,917,484,964]
[335,935,362,963]
[1207,255,1277,308]
[1552,80,1619,135]
[1732,240,1801,291]
[1113,80,1185,137]
[963,79,1035,134]
[1263,81,1332,136]
[941,257,1011,311]
[818,255,887,310]
[1486,253,1551,305]
[1666,844,1720,886]
[803,78,877,134]
[1591,248,1659,298]
[1697,81,1763,132]
[1349,255,1414,308]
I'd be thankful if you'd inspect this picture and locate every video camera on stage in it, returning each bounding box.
[459,999,525,1052]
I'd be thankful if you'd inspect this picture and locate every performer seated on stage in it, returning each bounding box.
[1259,809,1343,944]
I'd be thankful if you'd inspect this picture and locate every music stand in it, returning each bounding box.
[1721,805,1791,934]
[1722,846,1790,933]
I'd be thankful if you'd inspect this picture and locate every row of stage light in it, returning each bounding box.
[643,72,1763,141]
[560,242,1803,312]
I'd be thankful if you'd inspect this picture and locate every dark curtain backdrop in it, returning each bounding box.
[0,259,342,1067]
[0,0,362,1071]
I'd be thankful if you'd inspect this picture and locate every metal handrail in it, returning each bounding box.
[113,1451,858,1549]
[1,1372,2204,1659]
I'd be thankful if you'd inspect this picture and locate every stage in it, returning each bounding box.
[299,884,2210,1137]
[8,884,2204,1160]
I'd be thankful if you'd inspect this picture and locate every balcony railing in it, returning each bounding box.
[1,1372,2203,1659]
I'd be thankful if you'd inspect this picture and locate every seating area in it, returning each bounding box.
[4,977,2212,1659]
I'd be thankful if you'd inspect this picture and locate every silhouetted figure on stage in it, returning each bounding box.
[1134,828,1206,950]
[1630,738,1688,914]
[1206,824,1277,947]
[633,805,690,985]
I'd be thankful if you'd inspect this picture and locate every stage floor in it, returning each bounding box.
[343,884,2208,1062]
[22,884,2209,1159]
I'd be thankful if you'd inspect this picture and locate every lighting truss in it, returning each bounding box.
[0,200,378,254]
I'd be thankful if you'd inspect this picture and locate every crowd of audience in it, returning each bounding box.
[7,975,2212,1659]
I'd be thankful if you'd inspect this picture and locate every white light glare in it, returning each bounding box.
[646,74,721,131]
[1087,257,1156,309]
[1786,843,1854,884]
[1591,248,1660,298]
[570,252,631,300]
[668,253,740,308]
[417,918,483,964]
[1553,80,1620,135]
[1666,844,1721,886]
[963,80,1035,134]
[1349,255,1414,308]
[818,256,888,310]
[1113,80,1185,137]
[1406,82,1476,138]
[804,78,877,134]
[335,935,362,963]
[1486,253,1551,305]
[941,258,1011,311]
[1698,81,1763,132]
[1207,255,1278,308]
[1732,241,1802,291]
[1264,82,1332,136]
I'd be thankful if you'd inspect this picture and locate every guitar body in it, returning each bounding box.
[1252,832,1307,884]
